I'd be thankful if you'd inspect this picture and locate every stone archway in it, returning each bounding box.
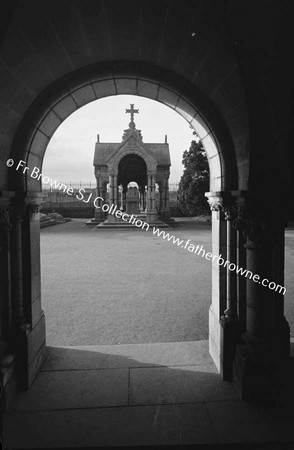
[0,0,291,407]
[3,68,237,394]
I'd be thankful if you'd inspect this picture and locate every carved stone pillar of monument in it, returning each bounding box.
[138,186,145,212]
[107,174,119,223]
[146,173,158,223]
[122,185,127,211]
[160,175,171,220]
[94,177,105,223]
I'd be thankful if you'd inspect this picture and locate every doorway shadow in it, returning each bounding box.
[4,343,294,449]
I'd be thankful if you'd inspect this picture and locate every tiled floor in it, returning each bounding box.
[4,340,294,448]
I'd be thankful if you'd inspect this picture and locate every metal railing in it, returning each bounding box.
[41,182,180,207]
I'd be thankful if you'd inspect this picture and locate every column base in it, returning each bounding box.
[107,213,119,223]
[94,209,106,221]
[209,305,221,372]
[220,315,242,381]
[233,320,290,402]
[1,353,17,411]
[159,208,171,220]
[146,209,158,223]
[12,314,46,391]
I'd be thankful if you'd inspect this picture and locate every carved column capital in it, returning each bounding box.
[222,204,237,221]
[28,203,40,216]
[232,204,246,232]
[206,192,238,218]
[233,192,286,245]
[205,193,224,212]
[244,218,266,246]
[10,204,25,225]
[0,208,12,233]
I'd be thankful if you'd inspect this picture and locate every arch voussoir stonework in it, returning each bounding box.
[10,65,238,195]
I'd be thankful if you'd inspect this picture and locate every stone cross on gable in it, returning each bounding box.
[125,104,139,123]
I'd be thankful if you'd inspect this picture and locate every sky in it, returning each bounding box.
[43,95,195,185]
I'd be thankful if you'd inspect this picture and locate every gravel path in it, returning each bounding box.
[41,219,212,346]
[40,219,294,346]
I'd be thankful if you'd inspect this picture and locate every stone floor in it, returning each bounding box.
[4,340,294,449]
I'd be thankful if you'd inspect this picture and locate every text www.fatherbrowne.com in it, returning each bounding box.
[7,159,287,295]
[152,228,286,295]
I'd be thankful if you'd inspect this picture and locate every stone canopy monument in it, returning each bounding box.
[91,104,171,226]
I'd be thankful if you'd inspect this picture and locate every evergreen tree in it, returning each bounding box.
[177,139,210,216]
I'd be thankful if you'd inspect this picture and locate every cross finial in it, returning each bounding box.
[125,104,139,124]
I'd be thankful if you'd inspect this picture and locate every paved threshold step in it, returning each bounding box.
[5,341,294,449]
[42,340,212,371]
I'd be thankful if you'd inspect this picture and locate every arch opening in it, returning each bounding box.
[4,65,240,397]
[118,154,147,188]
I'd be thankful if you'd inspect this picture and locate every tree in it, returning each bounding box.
[177,139,210,216]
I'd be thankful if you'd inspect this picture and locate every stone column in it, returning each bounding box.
[160,176,171,220]
[0,207,12,342]
[108,175,114,205]
[233,194,290,401]
[0,205,15,409]
[9,203,31,389]
[119,185,123,210]
[220,202,241,381]
[223,207,238,319]
[108,174,119,223]
[205,192,227,373]
[146,174,158,223]
[122,185,127,211]
[232,194,247,333]
[10,205,27,328]
[143,187,146,211]
[107,175,114,222]
[113,175,118,206]
[22,199,46,388]
[102,182,108,206]
[93,177,104,223]
[159,188,162,212]
[146,175,151,217]
[151,176,156,210]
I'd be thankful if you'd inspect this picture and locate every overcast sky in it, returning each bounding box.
[43,95,195,185]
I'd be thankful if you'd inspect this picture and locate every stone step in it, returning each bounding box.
[42,340,212,371]
[95,218,170,229]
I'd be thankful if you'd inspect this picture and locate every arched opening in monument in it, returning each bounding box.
[118,154,147,215]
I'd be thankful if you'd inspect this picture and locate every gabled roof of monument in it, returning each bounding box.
[93,143,120,165]
[93,104,171,167]
[94,139,170,166]
[144,144,171,165]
